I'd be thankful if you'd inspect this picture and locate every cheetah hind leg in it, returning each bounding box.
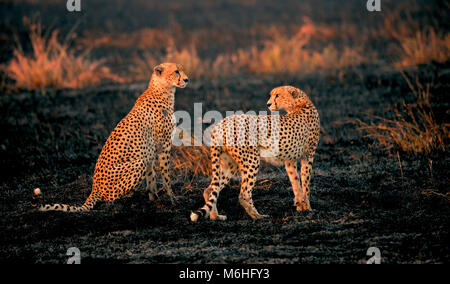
[239,195,269,219]
[238,158,269,220]
[191,146,221,222]
[200,184,227,220]
[209,153,238,221]
[145,161,159,201]
[191,147,231,222]
[203,185,212,204]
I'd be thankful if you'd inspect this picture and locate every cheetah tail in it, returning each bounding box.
[32,188,98,212]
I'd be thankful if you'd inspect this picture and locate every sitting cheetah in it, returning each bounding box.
[190,86,320,221]
[32,63,189,212]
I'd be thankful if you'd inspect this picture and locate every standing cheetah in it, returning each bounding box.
[190,86,320,221]
[32,63,189,212]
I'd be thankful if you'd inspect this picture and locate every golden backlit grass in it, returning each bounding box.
[104,8,449,81]
[357,6,450,154]
[396,28,450,67]
[357,74,449,154]
[130,18,366,79]
[231,18,364,74]
[171,142,211,191]
[5,2,449,87]
[169,134,212,184]
[2,21,123,90]
[172,144,211,178]
[382,5,450,67]
[130,42,211,80]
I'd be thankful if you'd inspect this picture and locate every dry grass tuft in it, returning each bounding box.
[172,142,211,182]
[396,28,450,67]
[232,42,364,74]
[2,21,123,90]
[357,74,449,154]
[228,18,365,74]
[165,42,211,78]
[382,5,450,67]
[131,42,213,80]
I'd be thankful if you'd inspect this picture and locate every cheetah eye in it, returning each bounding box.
[275,94,279,98]
[175,70,180,75]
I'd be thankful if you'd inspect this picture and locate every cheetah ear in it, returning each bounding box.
[154,65,164,76]
[290,88,300,98]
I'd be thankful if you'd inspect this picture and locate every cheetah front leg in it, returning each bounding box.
[146,160,158,201]
[285,160,305,211]
[158,143,176,203]
[299,156,314,211]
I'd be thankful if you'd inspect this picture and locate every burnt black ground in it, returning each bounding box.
[0,64,449,264]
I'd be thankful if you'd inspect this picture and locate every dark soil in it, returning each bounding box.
[1,64,449,264]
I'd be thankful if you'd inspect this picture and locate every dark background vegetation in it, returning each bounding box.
[0,0,448,263]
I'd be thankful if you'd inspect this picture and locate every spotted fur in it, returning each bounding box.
[190,86,320,221]
[33,63,189,212]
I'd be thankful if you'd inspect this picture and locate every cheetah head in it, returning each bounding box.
[152,62,189,88]
[267,86,309,113]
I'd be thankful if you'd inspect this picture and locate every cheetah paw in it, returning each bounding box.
[252,214,270,220]
[296,203,312,212]
[148,192,159,201]
[211,214,227,221]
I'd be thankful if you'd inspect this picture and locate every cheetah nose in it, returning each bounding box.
[183,78,189,83]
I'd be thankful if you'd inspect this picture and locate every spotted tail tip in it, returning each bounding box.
[31,188,43,208]
[190,211,199,222]
[33,188,42,196]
